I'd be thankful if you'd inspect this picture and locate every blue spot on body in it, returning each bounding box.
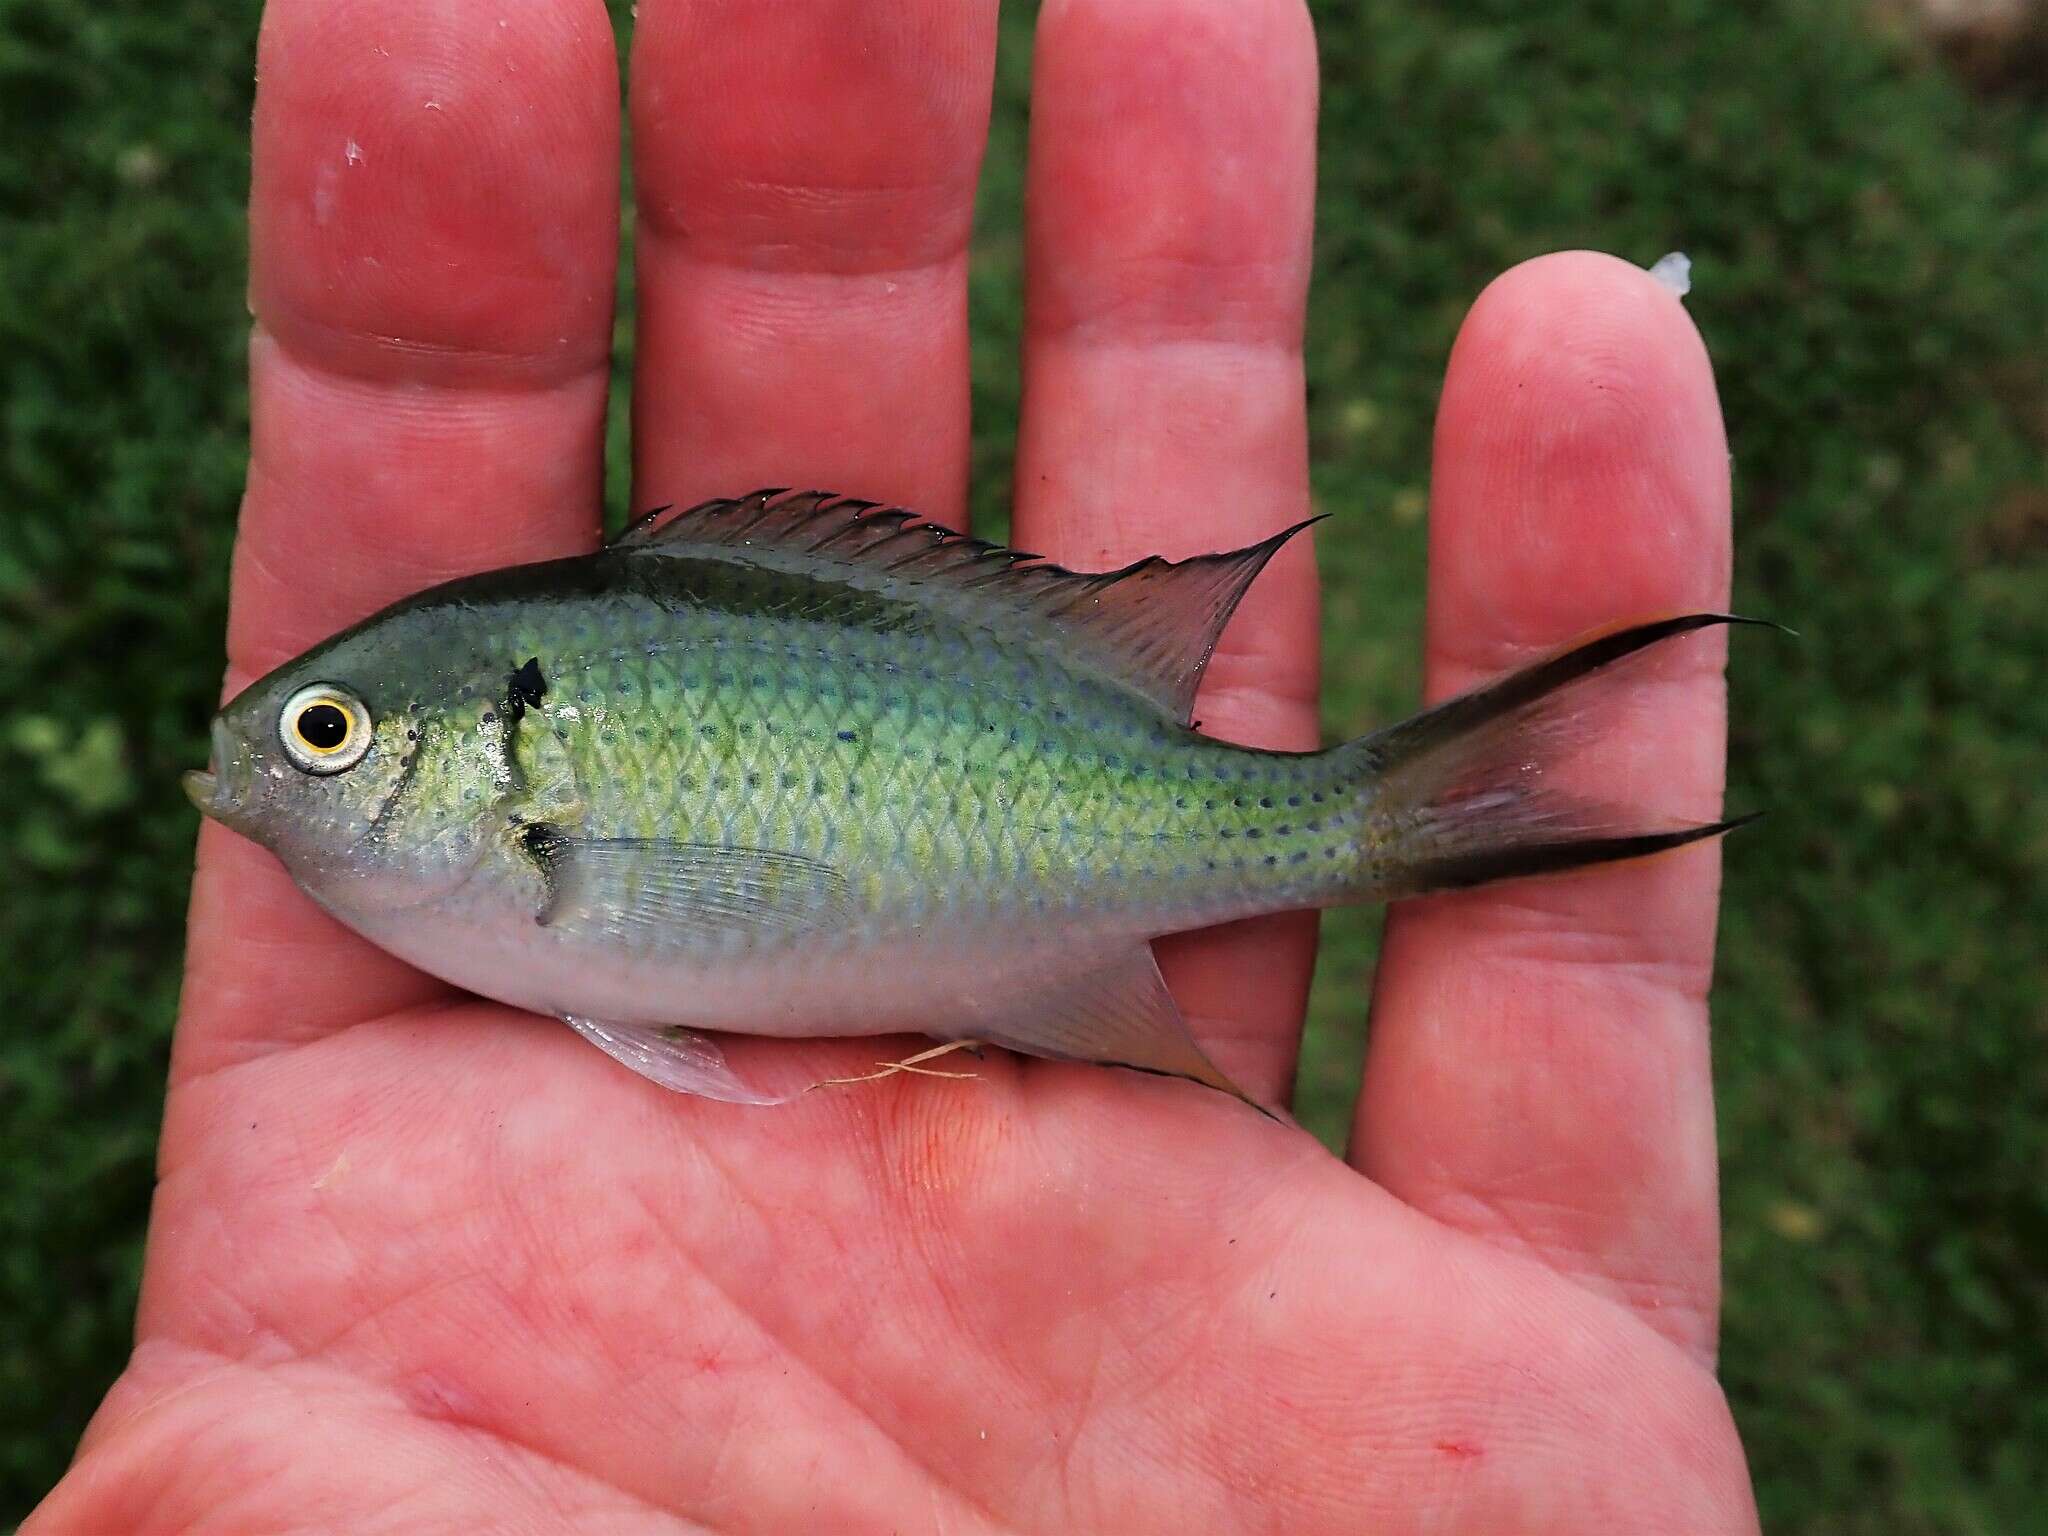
[837,730,858,742]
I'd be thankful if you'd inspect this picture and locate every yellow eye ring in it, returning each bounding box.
[279,684,371,774]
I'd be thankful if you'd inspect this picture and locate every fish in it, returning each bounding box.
[187,489,1761,1110]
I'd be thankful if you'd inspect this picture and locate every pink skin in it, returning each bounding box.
[30,0,1759,1531]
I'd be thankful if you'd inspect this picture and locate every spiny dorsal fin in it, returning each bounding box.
[614,489,1317,723]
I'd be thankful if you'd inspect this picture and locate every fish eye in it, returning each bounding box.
[280,684,372,774]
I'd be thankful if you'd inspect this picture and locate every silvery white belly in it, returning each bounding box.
[330,865,1130,1043]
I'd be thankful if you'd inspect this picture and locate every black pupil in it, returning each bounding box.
[299,703,349,750]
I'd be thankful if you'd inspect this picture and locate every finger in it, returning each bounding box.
[180,0,621,1082]
[1011,0,1320,1108]
[629,0,999,527]
[1352,252,1734,1359]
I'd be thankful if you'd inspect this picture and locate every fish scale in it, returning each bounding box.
[494,587,1353,943]
[190,490,1757,1108]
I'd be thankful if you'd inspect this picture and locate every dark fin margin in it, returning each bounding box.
[1401,810,1764,893]
[1364,613,1786,771]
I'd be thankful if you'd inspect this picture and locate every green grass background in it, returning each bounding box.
[3,0,2044,1528]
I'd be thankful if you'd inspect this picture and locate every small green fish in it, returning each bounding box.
[187,490,1756,1107]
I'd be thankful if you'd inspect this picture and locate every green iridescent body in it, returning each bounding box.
[451,554,1364,937]
[190,491,1751,1106]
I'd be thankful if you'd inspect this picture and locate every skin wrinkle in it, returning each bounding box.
[156,1074,741,1531]
[166,990,468,1094]
[868,1110,1038,1372]
[1474,920,1717,995]
[677,259,968,349]
[680,1087,1296,1533]
[639,199,975,276]
[255,306,613,389]
[231,386,606,670]
[618,1183,1023,1536]
[116,1347,713,1535]
[1049,1157,1332,1520]
[1054,1332,1110,1519]
[245,330,612,480]
[1190,674,1323,740]
[76,1339,258,1461]
[390,1371,725,1536]
[1425,622,1730,691]
[651,241,970,283]
[1400,1074,1722,1344]
[1030,288,1309,350]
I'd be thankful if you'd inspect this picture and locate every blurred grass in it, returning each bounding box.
[3,0,2044,1529]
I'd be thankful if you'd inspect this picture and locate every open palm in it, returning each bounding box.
[35,1,1758,1530]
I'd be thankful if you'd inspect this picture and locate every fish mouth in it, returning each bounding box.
[181,768,217,813]
[184,717,248,820]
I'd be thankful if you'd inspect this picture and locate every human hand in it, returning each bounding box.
[33,1,1758,1530]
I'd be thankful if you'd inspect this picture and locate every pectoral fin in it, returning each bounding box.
[522,827,850,948]
[962,946,1269,1115]
[563,1016,799,1105]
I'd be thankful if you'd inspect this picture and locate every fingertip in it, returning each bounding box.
[1456,250,1714,383]
[251,0,621,381]
[1463,248,1707,345]
[1431,250,1731,664]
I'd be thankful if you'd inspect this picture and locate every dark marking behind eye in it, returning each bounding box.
[507,656,547,721]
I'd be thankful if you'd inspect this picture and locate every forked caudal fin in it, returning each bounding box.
[1341,613,1779,899]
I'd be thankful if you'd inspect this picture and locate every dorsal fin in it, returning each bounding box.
[612,489,1317,723]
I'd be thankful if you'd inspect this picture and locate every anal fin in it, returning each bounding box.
[959,947,1268,1114]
